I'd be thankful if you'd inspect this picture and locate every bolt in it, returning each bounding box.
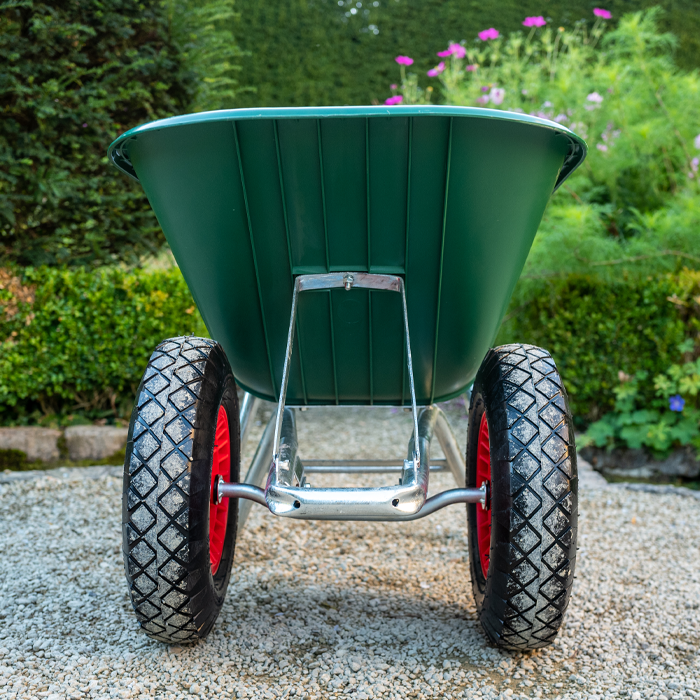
[392,498,399,507]
[343,273,354,291]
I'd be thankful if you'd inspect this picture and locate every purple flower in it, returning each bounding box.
[466,64,477,72]
[593,8,612,19]
[522,16,546,27]
[587,92,604,103]
[395,56,414,66]
[489,87,505,105]
[476,95,489,105]
[692,157,699,173]
[427,61,446,77]
[478,28,500,41]
[81,123,88,128]
[385,95,404,105]
[390,83,398,90]
[694,134,700,150]
[669,394,685,412]
[596,143,608,152]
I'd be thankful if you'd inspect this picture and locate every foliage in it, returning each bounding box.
[0,0,193,266]
[579,268,700,453]
[0,0,246,268]
[0,265,206,426]
[496,271,689,426]
[165,0,250,112]
[0,448,28,470]
[582,364,700,456]
[232,0,700,109]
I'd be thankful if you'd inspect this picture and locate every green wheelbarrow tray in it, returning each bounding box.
[113,107,587,650]
[109,105,586,407]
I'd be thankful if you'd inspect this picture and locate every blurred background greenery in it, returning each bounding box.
[233,0,700,107]
[2,0,700,461]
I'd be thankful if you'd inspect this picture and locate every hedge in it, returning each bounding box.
[232,0,700,109]
[0,266,693,427]
[0,0,246,268]
[0,266,206,425]
[497,274,690,426]
[0,0,197,267]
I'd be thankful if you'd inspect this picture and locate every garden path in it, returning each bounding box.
[0,406,698,700]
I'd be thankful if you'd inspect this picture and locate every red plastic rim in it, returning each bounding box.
[475,411,492,580]
[209,405,231,575]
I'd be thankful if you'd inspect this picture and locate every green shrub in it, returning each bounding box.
[0,266,206,425]
[579,268,700,452]
[497,272,690,426]
[0,0,193,266]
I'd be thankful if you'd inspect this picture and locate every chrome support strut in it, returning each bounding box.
[218,402,485,523]
[236,405,276,531]
[217,275,481,525]
[271,272,421,474]
[238,392,261,456]
[433,409,466,488]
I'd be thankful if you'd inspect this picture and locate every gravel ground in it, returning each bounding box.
[1,405,699,700]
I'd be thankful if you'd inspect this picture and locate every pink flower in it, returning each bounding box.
[448,42,466,58]
[694,134,700,150]
[476,95,489,105]
[395,56,413,66]
[692,157,699,173]
[489,87,505,105]
[593,8,612,19]
[596,143,608,152]
[385,95,404,105]
[478,28,500,41]
[427,61,446,77]
[522,16,546,27]
[437,43,466,59]
[390,83,398,90]
[466,64,477,72]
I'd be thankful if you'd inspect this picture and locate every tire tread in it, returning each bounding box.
[123,336,220,644]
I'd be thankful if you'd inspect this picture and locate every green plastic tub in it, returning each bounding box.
[109,106,586,406]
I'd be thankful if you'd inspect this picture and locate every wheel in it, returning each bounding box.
[122,336,240,644]
[466,343,578,650]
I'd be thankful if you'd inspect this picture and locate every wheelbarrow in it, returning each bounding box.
[109,105,586,651]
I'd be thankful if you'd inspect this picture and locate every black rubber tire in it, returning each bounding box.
[122,336,240,644]
[466,343,578,650]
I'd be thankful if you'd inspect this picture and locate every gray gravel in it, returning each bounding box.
[1,405,699,700]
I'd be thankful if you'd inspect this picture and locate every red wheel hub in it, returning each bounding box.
[209,405,231,575]
[475,411,492,580]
